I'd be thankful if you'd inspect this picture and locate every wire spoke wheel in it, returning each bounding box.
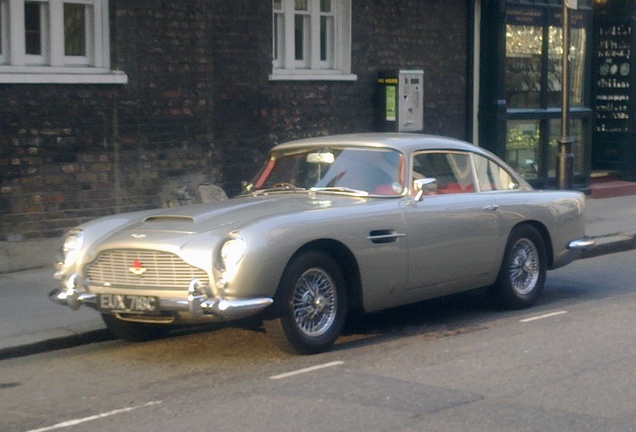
[264,251,347,354]
[508,238,539,296]
[493,225,546,309]
[292,268,337,337]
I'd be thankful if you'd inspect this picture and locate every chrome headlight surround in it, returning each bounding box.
[219,232,247,274]
[217,232,247,285]
[57,229,85,266]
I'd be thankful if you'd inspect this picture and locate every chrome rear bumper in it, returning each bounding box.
[567,236,596,251]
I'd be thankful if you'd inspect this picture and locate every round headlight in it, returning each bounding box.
[59,229,85,265]
[220,233,246,270]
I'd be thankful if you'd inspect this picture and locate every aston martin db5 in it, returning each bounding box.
[50,133,594,354]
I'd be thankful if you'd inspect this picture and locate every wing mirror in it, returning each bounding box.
[413,178,438,201]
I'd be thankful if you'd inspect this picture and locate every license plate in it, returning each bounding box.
[98,294,160,315]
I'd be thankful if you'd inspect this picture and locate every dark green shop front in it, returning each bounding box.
[479,0,594,190]
[593,0,636,181]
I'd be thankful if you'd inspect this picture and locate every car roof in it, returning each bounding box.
[270,133,532,191]
[271,133,491,157]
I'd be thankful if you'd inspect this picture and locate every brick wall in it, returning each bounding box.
[0,0,468,244]
[211,0,469,193]
[0,1,218,242]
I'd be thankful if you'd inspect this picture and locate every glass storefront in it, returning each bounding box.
[502,2,592,185]
[548,118,585,177]
[506,119,540,179]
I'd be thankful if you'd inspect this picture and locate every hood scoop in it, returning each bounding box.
[144,215,195,223]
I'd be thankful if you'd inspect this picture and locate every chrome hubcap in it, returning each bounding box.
[292,268,337,337]
[509,238,539,296]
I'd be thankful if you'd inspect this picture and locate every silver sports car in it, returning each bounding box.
[50,133,594,354]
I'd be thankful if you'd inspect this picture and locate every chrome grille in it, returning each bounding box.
[85,249,209,290]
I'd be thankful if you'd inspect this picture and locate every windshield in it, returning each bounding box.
[250,146,405,196]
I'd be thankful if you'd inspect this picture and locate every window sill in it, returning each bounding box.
[0,67,128,84]
[269,71,358,82]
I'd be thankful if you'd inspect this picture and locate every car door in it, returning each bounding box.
[403,151,502,297]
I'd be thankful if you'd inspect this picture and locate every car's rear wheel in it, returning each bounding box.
[263,251,347,354]
[101,314,171,341]
[492,225,547,309]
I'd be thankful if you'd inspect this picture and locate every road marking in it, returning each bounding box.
[25,401,162,432]
[520,310,568,323]
[270,361,344,380]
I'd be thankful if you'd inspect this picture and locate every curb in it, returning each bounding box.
[0,329,114,361]
[580,233,636,260]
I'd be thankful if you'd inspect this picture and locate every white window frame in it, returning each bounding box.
[24,1,49,66]
[0,0,127,84]
[270,0,356,81]
[59,0,92,66]
[0,1,8,65]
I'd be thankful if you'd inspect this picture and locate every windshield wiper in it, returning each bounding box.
[249,185,307,196]
[310,187,369,196]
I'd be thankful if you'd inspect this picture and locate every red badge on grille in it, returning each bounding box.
[129,259,147,276]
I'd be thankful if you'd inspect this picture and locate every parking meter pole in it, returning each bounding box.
[557,136,574,190]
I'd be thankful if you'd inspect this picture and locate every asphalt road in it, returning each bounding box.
[1,251,636,432]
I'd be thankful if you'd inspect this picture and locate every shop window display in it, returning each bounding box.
[506,23,543,109]
[505,8,587,109]
[548,119,585,177]
[548,20,587,107]
[506,120,541,179]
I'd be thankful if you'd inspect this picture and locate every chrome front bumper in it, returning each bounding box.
[49,274,273,321]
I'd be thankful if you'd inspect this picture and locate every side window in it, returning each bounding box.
[473,154,519,191]
[413,152,475,194]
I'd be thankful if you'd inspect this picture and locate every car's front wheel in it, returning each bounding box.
[264,251,347,354]
[492,224,547,309]
[101,314,171,342]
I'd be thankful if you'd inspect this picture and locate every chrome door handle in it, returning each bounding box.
[368,230,406,244]
[482,204,500,212]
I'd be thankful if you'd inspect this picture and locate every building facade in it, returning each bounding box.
[1,0,471,270]
[5,0,619,271]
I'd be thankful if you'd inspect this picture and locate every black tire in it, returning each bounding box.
[263,251,347,354]
[101,314,171,342]
[492,225,547,309]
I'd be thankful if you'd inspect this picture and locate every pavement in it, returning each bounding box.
[0,194,635,360]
